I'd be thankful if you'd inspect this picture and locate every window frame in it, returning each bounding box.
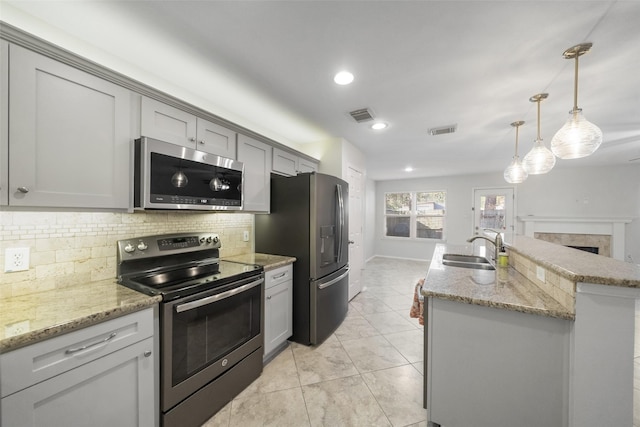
[383,190,446,241]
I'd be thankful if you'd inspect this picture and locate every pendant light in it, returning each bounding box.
[550,43,603,159]
[523,93,556,174]
[504,121,528,184]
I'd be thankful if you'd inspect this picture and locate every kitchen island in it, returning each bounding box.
[422,236,640,427]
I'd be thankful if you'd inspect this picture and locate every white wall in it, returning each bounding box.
[372,164,640,263]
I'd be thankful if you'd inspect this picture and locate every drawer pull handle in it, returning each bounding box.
[65,332,117,354]
[144,351,152,357]
[272,272,287,280]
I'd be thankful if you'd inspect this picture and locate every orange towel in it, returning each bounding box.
[409,278,425,325]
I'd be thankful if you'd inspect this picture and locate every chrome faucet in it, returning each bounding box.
[467,230,503,262]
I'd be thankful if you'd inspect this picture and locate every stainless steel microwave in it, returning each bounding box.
[134,137,244,211]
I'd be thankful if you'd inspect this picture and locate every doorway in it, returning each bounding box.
[346,164,364,301]
[472,187,515,236]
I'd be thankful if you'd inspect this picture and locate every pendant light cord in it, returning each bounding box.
[573,54,580,112]
[537,99,541,139]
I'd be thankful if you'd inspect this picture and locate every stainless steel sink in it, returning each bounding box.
[441,253,495,270]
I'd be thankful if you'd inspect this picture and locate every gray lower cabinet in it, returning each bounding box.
[426,298,569,427]
[141,97,236,159]
[237,134,272,212]
[264,264,293,361]
[8,44,132,208]
[0,308,156,427]
[272,147,318,176]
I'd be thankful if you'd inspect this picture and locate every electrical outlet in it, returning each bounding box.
[4,247,30,272]
[243,231,250,242]
[5,320,30,337]
[536,266,546,283]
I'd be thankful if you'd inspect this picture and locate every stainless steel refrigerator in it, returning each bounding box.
[255,172,349,345]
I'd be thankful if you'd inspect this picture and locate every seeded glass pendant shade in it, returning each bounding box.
[551,43,603,159]
[523,93,556,174]
[504,121,528,184]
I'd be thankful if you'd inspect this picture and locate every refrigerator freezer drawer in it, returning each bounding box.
[310,266,349,344]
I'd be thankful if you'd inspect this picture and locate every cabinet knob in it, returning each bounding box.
[198,140,205,145]
[267,296,272,300]
[17,186,29,193]
[189,137,196,142]
[144,350,152,357]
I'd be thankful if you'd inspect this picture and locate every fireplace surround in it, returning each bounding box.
[519,216,632,261]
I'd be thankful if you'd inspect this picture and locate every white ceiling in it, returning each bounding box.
[3,1,640,180]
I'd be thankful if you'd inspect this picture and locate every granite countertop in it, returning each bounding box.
[422,243,574,320]
[224,253,296,271]
[0,280,160,354]
[505,235,640,288]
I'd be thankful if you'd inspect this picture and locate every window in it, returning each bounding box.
[385,191,446,239]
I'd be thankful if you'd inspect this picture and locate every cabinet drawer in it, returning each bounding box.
[265,264,293,289]
[1,337,155,427]
[1,308,154,398]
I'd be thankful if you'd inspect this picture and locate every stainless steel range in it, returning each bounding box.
[116,232,264,427]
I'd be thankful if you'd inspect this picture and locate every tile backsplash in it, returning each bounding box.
[0,211,254,298]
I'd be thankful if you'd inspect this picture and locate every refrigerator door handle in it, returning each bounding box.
[317,268,350,290]
[336,184,345,263]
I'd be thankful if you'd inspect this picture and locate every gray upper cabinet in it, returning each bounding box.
[237,134,271,212]
[272,147,318,176]
[1,40,8,206]
[141,97,236,158]
[8,44,131,208]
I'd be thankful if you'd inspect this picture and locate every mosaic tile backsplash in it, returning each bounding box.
[0,211,254,298]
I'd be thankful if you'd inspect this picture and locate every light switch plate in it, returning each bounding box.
[536,266,546,283]
[4,247,30,272]
[243,231,250,242]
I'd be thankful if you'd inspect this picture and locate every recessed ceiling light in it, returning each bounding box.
[334,71,354,85]
[371,122,387,130]
[405,166,414,172]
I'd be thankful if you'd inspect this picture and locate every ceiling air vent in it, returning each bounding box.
[429,124,457,136]
[349,108,375,123]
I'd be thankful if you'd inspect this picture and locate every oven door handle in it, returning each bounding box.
[174,278,264,313]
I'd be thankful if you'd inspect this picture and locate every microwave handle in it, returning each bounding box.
[175,278,264,313]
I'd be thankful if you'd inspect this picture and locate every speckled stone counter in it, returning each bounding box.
[0,280,160,353]
[422,243,574,320]
[224,253,296,271]
[505,235,640,288]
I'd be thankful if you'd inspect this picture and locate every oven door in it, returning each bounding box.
[161,274,264,411]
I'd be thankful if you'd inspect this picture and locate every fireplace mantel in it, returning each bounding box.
[518,216,633,261]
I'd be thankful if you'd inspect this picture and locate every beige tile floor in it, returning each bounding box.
[201,257,640,427]
[202,257,429,427]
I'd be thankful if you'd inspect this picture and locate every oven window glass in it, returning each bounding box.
[171,282,261,386]
[150,152,242,205]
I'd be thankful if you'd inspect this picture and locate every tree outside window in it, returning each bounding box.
[385,191,446,239]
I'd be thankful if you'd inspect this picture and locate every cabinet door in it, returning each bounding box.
[1,337,156,427]
[196,118,237,158]
[8,45,131,208]
[272,147,298,176]
[0,40,8,206]
[264,281,293,357]
[237,134,271,212]
[298,158,319,174]
[140,96,197,147]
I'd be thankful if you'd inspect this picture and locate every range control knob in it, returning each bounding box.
[213,236,219,244]
[124,243,135,253]
[137,241,148,251]
[199,237,206,244]
[206,236,213,244]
